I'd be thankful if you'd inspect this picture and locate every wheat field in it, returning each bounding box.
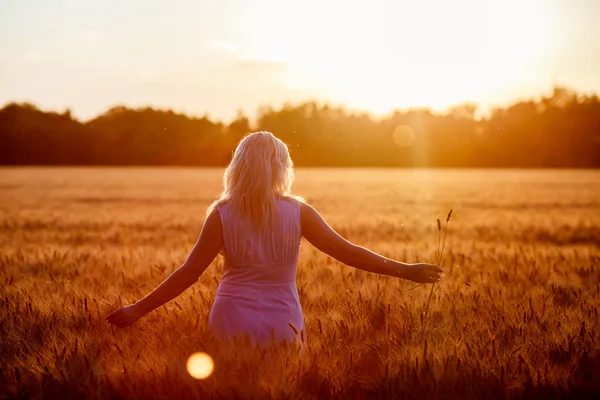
[1,167,599,399]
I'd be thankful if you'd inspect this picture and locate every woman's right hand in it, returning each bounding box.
[403,263,444,283]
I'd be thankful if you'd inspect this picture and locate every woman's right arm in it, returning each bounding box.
[300,203,442,283]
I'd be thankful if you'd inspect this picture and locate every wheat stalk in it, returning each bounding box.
[424,209,452,320]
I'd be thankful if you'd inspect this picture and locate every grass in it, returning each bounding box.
[1,167,599,399]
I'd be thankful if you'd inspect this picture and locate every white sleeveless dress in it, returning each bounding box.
[208,198,304,345]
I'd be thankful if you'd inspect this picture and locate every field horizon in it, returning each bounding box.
[1,167,599,399]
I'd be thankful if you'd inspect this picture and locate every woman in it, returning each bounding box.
[106,131,443,345]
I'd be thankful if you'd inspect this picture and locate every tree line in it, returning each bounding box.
[1,86,599,167]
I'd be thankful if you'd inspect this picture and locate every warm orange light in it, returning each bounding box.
[393,125,415,147]
[234,0,553,114]
[186,352,214,379]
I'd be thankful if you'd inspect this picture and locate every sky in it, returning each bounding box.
[1,0,599,122]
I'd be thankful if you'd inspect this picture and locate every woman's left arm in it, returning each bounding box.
[106,209,223,327]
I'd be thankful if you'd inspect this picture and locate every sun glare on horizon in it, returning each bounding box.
[2,0,582,121]
[230,0,555,114]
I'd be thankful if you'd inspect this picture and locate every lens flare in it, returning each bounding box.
[186,352,214,379]
[392,125,415,147]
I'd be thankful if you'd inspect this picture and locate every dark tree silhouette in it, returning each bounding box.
[1,86,599,167]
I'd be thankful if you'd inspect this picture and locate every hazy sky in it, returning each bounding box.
[1,0,599,122]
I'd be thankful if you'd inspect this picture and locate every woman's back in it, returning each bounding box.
[218,198,301,280]
[208,198,304,344]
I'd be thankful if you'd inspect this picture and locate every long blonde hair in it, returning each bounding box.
[207,131,303,231]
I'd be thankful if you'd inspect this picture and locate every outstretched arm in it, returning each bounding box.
[301,203,442,283]
[106,209,223,327]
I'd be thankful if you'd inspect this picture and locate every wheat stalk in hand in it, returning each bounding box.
[424,209,452,318]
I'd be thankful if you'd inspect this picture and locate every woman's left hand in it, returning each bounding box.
[105,304,145,327]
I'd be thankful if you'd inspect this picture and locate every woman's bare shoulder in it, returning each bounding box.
[279,194,307,207]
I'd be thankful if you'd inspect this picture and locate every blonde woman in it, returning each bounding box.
[106,131,443,344]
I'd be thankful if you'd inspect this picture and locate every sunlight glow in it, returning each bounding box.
[186,352,214,380]
[393,125,415,147]
[233,0,555,113]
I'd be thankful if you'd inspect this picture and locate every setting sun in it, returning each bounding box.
[234,0,555,114]
[1,0,595,121]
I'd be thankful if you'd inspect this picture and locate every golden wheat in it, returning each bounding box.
[1,167,599,399]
